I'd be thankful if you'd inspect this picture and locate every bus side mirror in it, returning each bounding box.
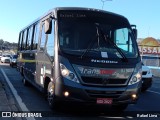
[131,25,137,39]
[133,29,137,39]
[45,18,52,34]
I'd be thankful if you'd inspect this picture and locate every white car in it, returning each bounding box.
[0,52,2,59]
[141,64,153,92]
[10,54,18,67]
[1,54,11,63]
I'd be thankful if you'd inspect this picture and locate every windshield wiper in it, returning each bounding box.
[80,23,128,62]
[97,25,128,62]
[80,25,99,59]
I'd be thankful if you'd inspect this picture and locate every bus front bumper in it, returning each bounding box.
[54,77,142,105]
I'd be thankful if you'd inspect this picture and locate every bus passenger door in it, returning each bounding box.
[36,17,55,88]
[36,20,46,87]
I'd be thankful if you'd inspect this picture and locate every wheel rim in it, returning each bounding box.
[48,87,54,105]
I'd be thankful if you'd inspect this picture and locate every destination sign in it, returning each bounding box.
[59,13,86,18]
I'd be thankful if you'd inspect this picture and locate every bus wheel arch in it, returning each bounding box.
[44,77,51,98]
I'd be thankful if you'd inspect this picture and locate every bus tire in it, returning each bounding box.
[22,78,29,86]
[44,78,50,100]
[47,82,58,109]
[20,67,24,76]
[141,87,148,92]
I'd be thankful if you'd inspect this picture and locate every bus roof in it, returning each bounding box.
[20,7,127,32]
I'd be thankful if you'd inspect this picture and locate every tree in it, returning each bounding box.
[0,39,4,45]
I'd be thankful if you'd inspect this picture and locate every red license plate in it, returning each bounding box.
[97,98,113,105]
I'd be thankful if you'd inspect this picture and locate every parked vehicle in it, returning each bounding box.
[0,52,2,59]
[141,64,153,92]
[10,54,18,67]
[1,54,11,63]
[17,7,142,111]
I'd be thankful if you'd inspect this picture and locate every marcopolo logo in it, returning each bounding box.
[91,59,118,64]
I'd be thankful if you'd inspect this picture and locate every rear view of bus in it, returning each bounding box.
[49,8,142,111]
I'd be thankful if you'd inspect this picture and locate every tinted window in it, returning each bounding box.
[58,11,138,58]
[26,27,33,50]
[40,24,46,50]
[33,23,40,50]
[46,20,54,60]
[18,32,23,50]
[23,30,27,50]
[20,32,24,50]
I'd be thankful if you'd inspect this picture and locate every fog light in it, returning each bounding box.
[131,94,137,100]
[64,91,69,97]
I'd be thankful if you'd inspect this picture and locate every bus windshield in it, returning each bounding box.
[58,10,138,59]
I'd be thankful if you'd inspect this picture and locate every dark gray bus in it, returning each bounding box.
[17,7,142,111]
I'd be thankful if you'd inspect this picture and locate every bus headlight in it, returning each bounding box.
[60,64,79,83]
[128,62,142,85]
[61,69,69,77]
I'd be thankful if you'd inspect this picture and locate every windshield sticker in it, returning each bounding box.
[101,52,108,58]
[91,59,118,64]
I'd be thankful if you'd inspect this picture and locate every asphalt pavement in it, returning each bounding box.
[0,70,23,120]
[0,66,160,120]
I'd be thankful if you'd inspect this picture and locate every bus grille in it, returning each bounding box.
[85,90,124,98]
[81,76,128,86]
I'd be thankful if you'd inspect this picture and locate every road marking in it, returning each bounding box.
[147,90,160,95]
[0,68,36,120]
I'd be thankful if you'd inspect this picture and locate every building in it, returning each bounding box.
[137,37,160,76]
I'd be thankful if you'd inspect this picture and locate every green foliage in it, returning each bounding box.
[0,38,17,50]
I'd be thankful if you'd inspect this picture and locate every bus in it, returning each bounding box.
[17,7,142,111]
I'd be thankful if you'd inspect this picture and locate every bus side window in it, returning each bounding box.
[26,26,33,50]
[46,20,54,60]
[40,24,46,51]
[18,32,23,51]
[22,30,27,50]
[33,23,40,50]
[20,31,24,51]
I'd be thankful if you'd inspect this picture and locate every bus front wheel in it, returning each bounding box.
[47,82,59,109]
[22,78,29,86]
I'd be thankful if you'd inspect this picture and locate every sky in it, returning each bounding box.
[0,0,160,43]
